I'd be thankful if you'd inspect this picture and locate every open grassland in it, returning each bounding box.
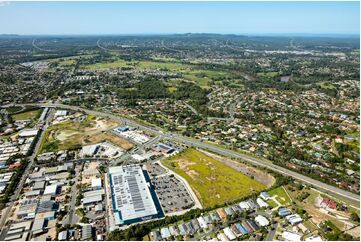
[81,59,130,70]
[80,57,235,88]
[39,116,132,153]
[162,148,266,208]
[11,109,41,121]
[318,81,337,90]
[39,54,95,66]
[256,71,279,78]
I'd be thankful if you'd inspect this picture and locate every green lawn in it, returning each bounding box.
[267,199,279,208]
[303,220,318,232]
[81,59,130,70]
[136,60,191,71]
[318,82,336,90]
[79,57,231,89]
[268,186,291,205]
[11,109,41,121]
[162,148,266,208]
[257,72,279,78]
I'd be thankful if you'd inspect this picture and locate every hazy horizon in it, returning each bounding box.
[0,1,359,35]
[0,33,359,38]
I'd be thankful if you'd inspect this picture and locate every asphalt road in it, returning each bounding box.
[62,165,80,226]
[2,103,359,204]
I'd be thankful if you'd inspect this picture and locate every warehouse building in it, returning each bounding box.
[91,178,102,190]
[109,165,162,225]
[18,128,39,138]
[43,184,60,196]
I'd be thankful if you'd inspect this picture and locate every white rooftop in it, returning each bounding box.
[43,184,58,195]
[109,165,158,224]
[18,129,39,137]
[282,231,302,241]
[82,195,103,205]
[54,110,68,117]
[255,215,269,227]
[91,178,102,188]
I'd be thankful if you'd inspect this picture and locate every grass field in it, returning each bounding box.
[79,57,234,88]
[318,82,336,90]
[268,186,291,205]
[162,148,266,208]
[38,116,131,153]
[11,109,41,121]
[81,59,130,70]
[267,199,279,208]
[257,72,279,78]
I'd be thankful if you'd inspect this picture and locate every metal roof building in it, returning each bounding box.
[260,191,270,200]
[32,181,45,191]
[109,165,161,225]
[160,227,171,239]
[83,189,105,198]
[82,224,93,240]
[91,178,102,189]
[43,184,58,196]
[278,207,292,217]
[82,195,103,205]
[223,227,236,240]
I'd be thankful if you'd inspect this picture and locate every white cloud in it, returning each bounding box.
[0,1,10,7]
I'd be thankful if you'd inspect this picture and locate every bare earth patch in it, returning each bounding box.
[87,132,134,150]
[200,150,275,187]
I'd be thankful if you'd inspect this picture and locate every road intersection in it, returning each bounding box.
[2,103,359,206]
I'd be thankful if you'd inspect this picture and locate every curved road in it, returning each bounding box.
[2,103,359,204]
[32,39,56,52]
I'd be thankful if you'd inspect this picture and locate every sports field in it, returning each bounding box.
[39,115,133,153]
[162,148,266,208]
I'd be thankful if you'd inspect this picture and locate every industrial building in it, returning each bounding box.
[109,165,162,225]
[18,128,39,138]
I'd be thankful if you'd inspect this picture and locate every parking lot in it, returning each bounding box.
[152,174,194,214]
[146,162,167,177]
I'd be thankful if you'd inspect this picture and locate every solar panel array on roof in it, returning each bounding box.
[109,165,159,224]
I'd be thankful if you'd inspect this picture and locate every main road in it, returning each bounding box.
[2,103,359,204]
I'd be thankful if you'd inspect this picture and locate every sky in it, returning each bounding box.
[0,1,359,35]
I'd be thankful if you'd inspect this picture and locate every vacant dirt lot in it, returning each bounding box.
[200,150,275,187]
[87,132,134,150]
[39,116,127,153]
